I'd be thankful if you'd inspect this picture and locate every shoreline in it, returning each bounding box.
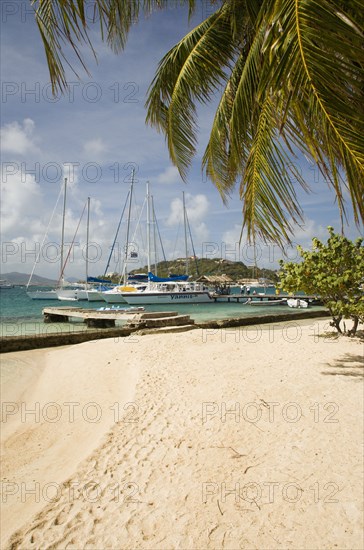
[0,309,330,353]
[1,318,363,549]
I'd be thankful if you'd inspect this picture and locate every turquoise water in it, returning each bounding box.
[0,286,324,338]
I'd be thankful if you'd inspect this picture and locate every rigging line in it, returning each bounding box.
[186,210,199,277]
[131,196,146,257]
[26,182,64,289]
[152,197,167,263]
[57,200,87,287]
[119,197,146,283]
[120,170,135,285]
[172,219,181,259]
[103,190,130,276]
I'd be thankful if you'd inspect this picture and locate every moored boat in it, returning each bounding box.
[287,298,309,308]
[26,289,58,300]
[122,281,213,305]
[0,279,14,289]
[248,298,287,306]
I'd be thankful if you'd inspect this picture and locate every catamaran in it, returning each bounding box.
[122,279,213,304]
[120,190,214,304]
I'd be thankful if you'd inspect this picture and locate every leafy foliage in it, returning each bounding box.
[279,227,364,335]
[103,257,278,282]
[31,0,364,244]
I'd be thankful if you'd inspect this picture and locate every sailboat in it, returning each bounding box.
[27,178,68,300]
[56,197,90,301]
[102,171,151,304]
[122,191,213,305]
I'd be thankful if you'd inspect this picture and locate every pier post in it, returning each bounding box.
[44,313,69,323]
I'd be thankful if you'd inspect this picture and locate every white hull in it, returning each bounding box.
[27,290,58,300]
[56,289,79,301]
[102,291,128,304]
[123,291,213,305]
[0,280,14,288]
[249,299,286,306]
[75,289,89,300]
[86,290,105,302]
[287,298,308,308]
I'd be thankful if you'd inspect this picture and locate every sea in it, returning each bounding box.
[0,286,324,339]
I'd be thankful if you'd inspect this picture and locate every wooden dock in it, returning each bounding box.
[42,307,194,329]
[212,293,321,304]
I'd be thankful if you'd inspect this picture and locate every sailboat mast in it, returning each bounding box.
[60,177,67,287]
[122,170,134,285]
[86,197,90,289]
[183,191,188,275]
[151,195,158,275]
[104,190,130,277]
[146,182,152,276]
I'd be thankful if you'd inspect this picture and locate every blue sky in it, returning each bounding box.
[1,2,362,280]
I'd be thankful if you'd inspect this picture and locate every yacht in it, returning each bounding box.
[122,280,213,305]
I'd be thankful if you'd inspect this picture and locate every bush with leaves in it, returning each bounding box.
[278,227,364,336]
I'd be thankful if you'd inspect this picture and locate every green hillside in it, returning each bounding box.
[102,258,278,283]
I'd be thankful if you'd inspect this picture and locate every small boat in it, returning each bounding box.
[0,279,14,289]
[96,306,145,312]
[57,295,78,301]
[248,298,287,306]
[287,298,309,308]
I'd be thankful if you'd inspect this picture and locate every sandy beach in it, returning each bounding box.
[1,318,363,549]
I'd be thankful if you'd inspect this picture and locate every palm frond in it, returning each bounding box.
[32,0,197,94]
[241,96,306,243]
[263,0,364,225]
[146,4,236,179]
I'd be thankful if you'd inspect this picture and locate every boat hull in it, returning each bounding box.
[287,298,308,308]
[56,289,79,301]
[27,290,58,300]
[75,289,89,300]
[249,299,286,306]
[86,290,105,302]
[102,291,128,304]
[123,291,213,305]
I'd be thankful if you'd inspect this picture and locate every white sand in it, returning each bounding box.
[1,319,363,549]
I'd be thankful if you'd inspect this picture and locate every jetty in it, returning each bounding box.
[42,306,194,329]
[212,293,321,303]
[0,309,330,353]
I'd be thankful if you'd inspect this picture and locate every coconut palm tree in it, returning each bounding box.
[32,0,363,245]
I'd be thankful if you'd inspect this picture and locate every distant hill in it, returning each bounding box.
[101,258,278,283]
[1,272,58,286]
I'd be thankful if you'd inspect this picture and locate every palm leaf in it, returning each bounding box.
[146,4,236,179]
[31,0,197,93]
[241,95,307,243]
[263,0,364,225]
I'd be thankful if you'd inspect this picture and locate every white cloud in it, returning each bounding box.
[62,163,79,188]
[0,118,40,155]
[166,193,209,226]
[83,138,108,158]
[155,166,181,185]
[220,218,332,269]
[192,222,209,244]
[1,169,43,235]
